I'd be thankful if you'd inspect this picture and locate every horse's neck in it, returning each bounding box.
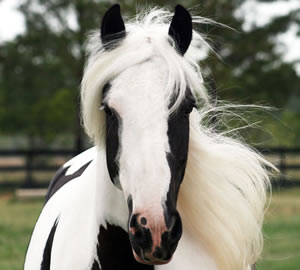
[94,148,129,230]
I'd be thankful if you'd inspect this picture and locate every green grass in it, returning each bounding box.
[258,188,300,270]
[0,194,43,270]
[0,189,299,270]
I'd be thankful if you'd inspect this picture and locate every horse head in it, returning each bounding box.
[100,4,194,265]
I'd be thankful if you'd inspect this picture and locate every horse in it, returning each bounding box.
[24,4,274,270]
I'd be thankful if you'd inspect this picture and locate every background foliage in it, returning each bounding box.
[0,0,299,149]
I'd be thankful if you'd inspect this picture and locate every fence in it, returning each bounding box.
[259,147,300,187]
[0,149,77,188]
[0,148,300,189]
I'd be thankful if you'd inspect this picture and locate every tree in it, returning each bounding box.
[186,0,300,145]
[0,0,111,149]
[0,0,299,147]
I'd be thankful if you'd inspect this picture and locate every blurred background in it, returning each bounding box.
[0,0,299,269]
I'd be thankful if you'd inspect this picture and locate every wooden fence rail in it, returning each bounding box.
[258,147,300,171]
[0,149,76,188]
[0,148,300,188]
[256,147,300,187]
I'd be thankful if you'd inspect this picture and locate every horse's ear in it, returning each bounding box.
[168,5,192,55]
[101,4,126,49]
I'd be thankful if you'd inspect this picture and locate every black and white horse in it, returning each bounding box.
[24,5,273,270]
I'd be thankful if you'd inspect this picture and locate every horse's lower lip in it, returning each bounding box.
[132,249,171,265]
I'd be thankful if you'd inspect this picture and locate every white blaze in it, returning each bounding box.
[106,57,171,212]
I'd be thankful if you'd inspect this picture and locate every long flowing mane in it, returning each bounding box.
[81,7,274,270]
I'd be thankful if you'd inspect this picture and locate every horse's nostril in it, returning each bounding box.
[130,214,148,228]
[140,217,147,225]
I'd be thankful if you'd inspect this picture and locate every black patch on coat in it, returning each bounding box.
[168,5,193,55]
[101,82,122,188]
[41,218,59,270]
[45,161,92,203]
[97,224,153,270]
[104,105,122,188]
[162,92,194,244]
[165,92,195,213]
[127,195,133,217]
[102,83,111,99]
[91,260,101,270]
[101,4,126,50]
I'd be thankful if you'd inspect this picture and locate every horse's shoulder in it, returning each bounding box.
[45,147,97,203]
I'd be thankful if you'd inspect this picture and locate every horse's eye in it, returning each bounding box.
[100,104,114,116]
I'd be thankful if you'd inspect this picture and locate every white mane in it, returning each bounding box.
[81,8,274,270]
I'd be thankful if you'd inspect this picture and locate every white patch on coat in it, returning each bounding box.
[24,148,128,270]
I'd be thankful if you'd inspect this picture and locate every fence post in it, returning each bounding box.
[279,149,287,181]
[24,151,35,188]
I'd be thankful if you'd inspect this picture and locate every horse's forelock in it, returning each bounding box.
[81,8,213,146]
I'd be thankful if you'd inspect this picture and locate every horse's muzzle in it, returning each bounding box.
[128,211,182,265]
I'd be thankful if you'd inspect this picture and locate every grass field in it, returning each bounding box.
[0,189,299,270]
[259,188,300,270]
[0,194,43,270]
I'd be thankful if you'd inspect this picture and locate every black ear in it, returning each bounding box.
[101,4,126,49]
[168,5,192,55]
